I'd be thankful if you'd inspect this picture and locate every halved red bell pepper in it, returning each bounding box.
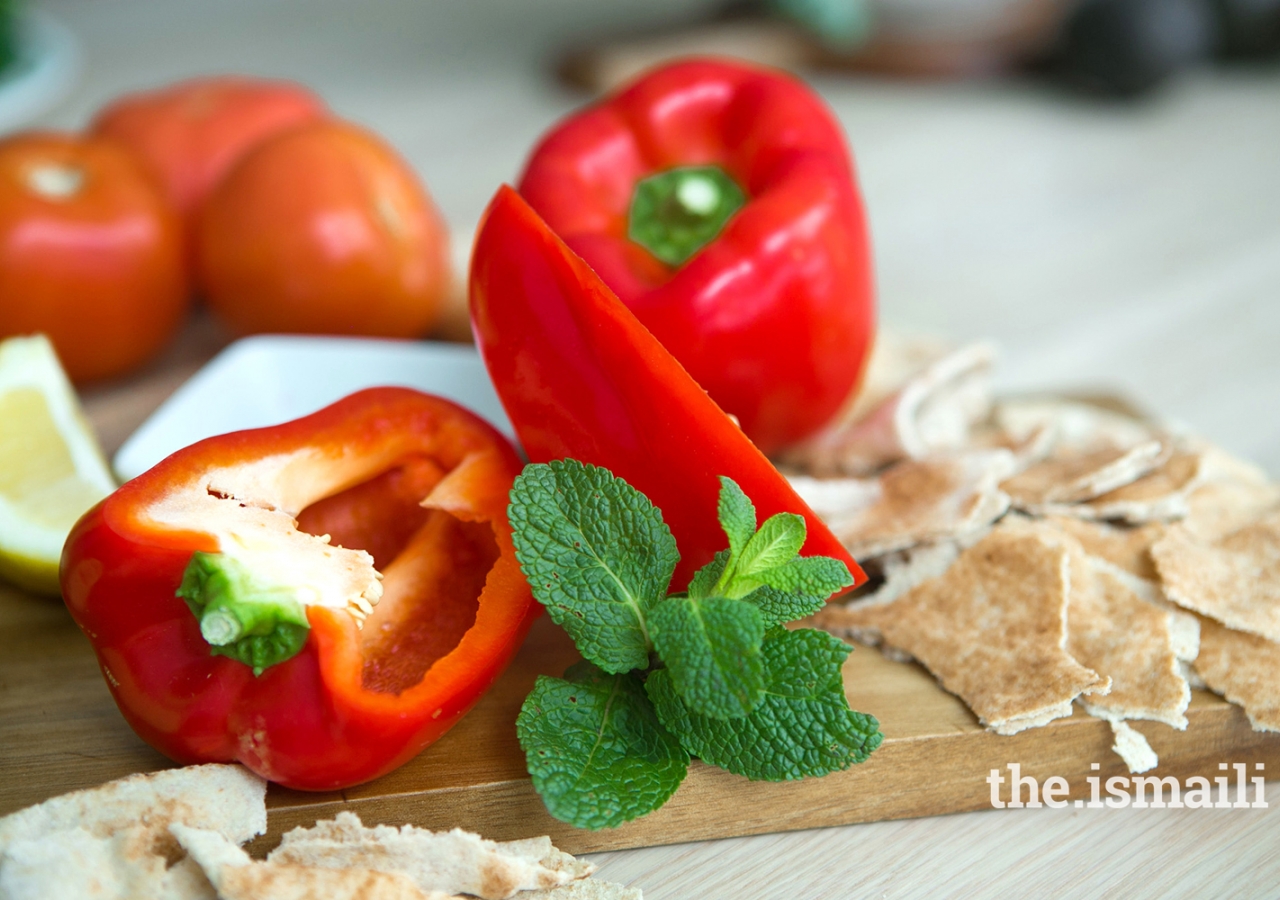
[60,387,537,791]
[517,58,875,454]
[470,185,864,591]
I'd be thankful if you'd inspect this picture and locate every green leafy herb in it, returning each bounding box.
[740,585,825,630]
[726,511,807,591]
[648,596,765,719]
[647,628,883,780]
[717,477,756,556]
[508,460,678,673]
[686,550,729,600]
[516,662,689,830]
[510,463,880,830]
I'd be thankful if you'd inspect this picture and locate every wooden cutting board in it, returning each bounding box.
[2,317,1277,856]
[3,579,1277,857]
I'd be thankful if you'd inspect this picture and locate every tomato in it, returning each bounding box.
[91,76,328,227]
[0,133,188,384]
[195,121,450,339]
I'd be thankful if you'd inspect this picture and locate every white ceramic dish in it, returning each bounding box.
[112,336,512,483]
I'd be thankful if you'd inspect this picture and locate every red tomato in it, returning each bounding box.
[91,76,328,225]
[196,121,450,338]
[0,133,188,383]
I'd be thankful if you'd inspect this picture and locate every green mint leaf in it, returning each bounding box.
[757,555,854,600]
[648,628,883,781]
[735,512,806,579]
[686,550,729,600]
[648,596,766,719]
[741,585,825,630]
[717,476,756,557]
[509,460,678,673]
[516,662,689,830]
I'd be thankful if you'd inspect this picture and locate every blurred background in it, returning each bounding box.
[4,0,1280,470]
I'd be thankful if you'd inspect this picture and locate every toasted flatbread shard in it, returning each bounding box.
[173,823,460,900]
[160,856,218,900]
[782,341,996,476]
[1072,449,1205,523]
[1194,618,1280,733]
[0,763,266,857]
[268,812,586,899]
[219,865,441,900]
[993,398,1154,455]
[970,421,1055,474]
[0,826,171,900]
[1152,509,1280,643]
[818,523,1108,734]
[1108,721,1159,774]
[789,449,1015,560]
[1043,516,1163,581]
[1003,440,1167,509]
[855,542,961,609]
[1180,478,1280,541]
[823,331,954,431]
[1064,547,1191,729]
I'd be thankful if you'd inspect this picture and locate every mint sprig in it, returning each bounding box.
[509,460,678,673]
[510,462,880,830]
[647,629,883,780]
[516,661,688,830]
[648,595,765,719]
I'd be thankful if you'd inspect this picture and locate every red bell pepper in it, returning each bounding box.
[60,388,537,791]
[517,58,875,455]
[470,185,864,591]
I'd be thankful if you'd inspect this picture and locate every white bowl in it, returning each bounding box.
[112,335,512,482]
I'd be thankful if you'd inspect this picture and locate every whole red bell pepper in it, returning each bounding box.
[517,58,875,455]
[60,388,537,791]
[470,185,864,592]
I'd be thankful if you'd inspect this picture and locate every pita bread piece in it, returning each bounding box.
[1179,476,1280,542]
[1003,440,1167,510]
[847,542,962,610]
[269,811,587,900]
[789,449,1015,560]
[1071,449,1206,523]
[1194,617,1280,733]
[0,826,175,900]
[993,398,1154,455]
[782,341,996,476]
[819,522,1108,734]
[0,763,266,858]
[1043,515,1163,581]
[1107,721,1159,774]
[837,331,955,425]
[969,421,1056,475]
[1062,546,1192,729]
[174,823,459,900]
[1152,508,1280,643]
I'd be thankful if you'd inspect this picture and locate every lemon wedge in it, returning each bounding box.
[0,335,116,596]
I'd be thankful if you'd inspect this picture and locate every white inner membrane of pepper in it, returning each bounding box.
[144,447,398,625]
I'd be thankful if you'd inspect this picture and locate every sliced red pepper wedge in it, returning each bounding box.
[60,387,538,790]
[470,185,864,591]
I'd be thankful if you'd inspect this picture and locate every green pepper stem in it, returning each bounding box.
[177,551,311,676]
[628,165,746,267]
[200,607,243,646]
